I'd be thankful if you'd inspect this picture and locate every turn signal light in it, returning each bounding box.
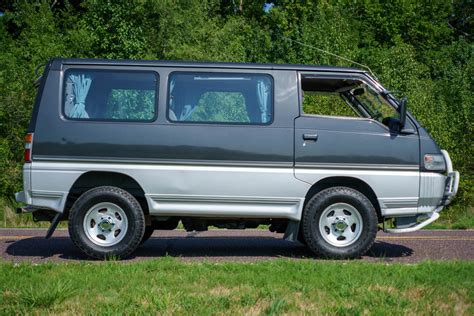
[424,154,445,171]
[24,133,33,143]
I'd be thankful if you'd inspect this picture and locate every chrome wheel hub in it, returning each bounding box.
[334,218,348,232]
[319,203,363,247]
[98,218,114,231]
[83,202,128,247]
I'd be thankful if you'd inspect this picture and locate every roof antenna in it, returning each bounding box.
[282,36,377,79]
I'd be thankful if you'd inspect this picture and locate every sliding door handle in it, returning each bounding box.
[302,133,318,141]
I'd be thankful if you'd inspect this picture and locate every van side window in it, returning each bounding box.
[63,70,158,121]
[300,75,399,126]
[167,73,273,124]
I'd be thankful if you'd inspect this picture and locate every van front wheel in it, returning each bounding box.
[68,186,145,259]
[302,187,377,259]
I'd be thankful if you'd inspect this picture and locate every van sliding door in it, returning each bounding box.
[144,69,308,220]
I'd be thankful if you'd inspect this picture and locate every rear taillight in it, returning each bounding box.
[24,133,33,163]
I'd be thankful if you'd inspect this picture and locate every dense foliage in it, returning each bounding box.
[0,1,472,217]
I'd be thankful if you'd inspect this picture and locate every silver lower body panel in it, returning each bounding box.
[17,160,456,221]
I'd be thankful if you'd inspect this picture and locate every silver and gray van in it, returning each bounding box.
[15,59,459,259]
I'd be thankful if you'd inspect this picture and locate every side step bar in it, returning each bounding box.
[384,207,442,233]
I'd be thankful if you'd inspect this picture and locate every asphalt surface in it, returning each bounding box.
[0,228,473,263]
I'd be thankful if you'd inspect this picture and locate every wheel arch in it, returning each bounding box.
[304,176,382,222]
[65,171,149,216]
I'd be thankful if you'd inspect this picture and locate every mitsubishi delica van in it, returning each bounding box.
[15,59,459,259]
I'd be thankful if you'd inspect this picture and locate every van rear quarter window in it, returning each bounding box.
[63,69,158,121]
[167,72,273,125]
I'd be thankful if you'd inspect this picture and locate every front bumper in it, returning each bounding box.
[440,150,460,206]
[385,149,459,233]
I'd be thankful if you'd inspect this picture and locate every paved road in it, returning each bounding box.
[1,228,473,263]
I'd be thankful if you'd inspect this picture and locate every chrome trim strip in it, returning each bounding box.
[31,190,64,198]
[33,156,293,168]
[381,199,419,209]
[34,156,419,171]
[296,163,419,171]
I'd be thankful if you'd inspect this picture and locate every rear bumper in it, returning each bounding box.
[385,149,459,233]
[15,191,27,204]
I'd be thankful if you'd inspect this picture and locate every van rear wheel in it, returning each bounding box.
[302,187,377,259]
[68,186,145,259]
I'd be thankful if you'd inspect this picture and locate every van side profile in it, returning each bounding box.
[15,59,459,259]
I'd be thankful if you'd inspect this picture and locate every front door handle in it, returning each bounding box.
[302,133,318,141]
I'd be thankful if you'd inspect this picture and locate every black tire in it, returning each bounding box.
[68,186,145,259]
[302,186,378,259]
[140,225,154,245]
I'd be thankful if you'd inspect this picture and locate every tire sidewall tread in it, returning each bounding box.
[302,186,378,259]
[68,186,145,259]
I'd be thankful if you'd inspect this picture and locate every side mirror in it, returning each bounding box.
[398,97,407,129]
[353,88,365,96]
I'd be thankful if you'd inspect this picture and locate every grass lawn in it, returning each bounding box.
[0,259,472,315]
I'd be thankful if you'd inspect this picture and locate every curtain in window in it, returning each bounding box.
[169,78,176,110]
[168,78,179,120]
[68,74,92,118]
[257,79,270,123]
[179,104,197,121]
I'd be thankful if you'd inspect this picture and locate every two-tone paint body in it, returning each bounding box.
[16,59,458,232]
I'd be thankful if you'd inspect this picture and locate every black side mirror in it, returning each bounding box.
[398,97,407,128]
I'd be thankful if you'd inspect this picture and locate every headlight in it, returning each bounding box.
[424,154,445,171]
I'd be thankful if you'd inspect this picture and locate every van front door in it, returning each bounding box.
[294,73,420,216]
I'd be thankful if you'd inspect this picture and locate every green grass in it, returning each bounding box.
[0,259,472,315]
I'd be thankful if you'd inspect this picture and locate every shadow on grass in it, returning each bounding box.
[4,236,413,262]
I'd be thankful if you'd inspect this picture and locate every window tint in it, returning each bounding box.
[64,70,158,121]
[168,73,273,124]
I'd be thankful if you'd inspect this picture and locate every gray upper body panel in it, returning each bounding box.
[32,58,422,170]
[32,64,298,166]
